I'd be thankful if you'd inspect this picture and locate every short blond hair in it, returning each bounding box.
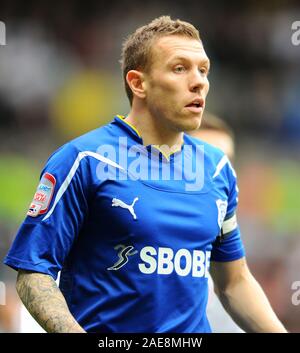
[120,16,201,105]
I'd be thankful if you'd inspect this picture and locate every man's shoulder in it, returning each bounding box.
[45,120,118,168]
[56,120,116,153]
[184,133,225,162]
[69,120,117,152]
[184,133,236,183]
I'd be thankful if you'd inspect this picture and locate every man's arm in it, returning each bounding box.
[16,270,85,333]
[210,257,287,333]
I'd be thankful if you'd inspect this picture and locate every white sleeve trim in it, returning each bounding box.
[213,155,237,179]
[42,151,124,221]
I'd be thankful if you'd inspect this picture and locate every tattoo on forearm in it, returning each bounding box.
[16,270,85,333]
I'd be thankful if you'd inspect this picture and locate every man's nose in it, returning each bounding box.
[189,69,208,92]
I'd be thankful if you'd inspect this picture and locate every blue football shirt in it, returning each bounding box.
[4,115,245,332]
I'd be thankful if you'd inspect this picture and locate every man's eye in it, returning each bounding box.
[199,67,210,75]
[174,66,186,73]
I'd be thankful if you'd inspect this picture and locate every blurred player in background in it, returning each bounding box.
[4,16,287,333]
[189,112,234,161]
[189,112,243,332]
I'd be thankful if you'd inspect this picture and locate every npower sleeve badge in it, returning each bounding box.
[27,173,56,217]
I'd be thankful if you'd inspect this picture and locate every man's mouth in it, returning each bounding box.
[185,98,204,112]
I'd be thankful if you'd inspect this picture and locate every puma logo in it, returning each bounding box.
[112,197,139,220]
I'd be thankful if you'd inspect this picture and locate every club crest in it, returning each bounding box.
[216,199,228,228]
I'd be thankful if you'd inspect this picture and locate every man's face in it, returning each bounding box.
[143,35,210,132]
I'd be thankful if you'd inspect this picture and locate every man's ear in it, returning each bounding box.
[126,70,147,99]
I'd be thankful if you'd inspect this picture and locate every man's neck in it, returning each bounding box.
[126,108,183,155]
